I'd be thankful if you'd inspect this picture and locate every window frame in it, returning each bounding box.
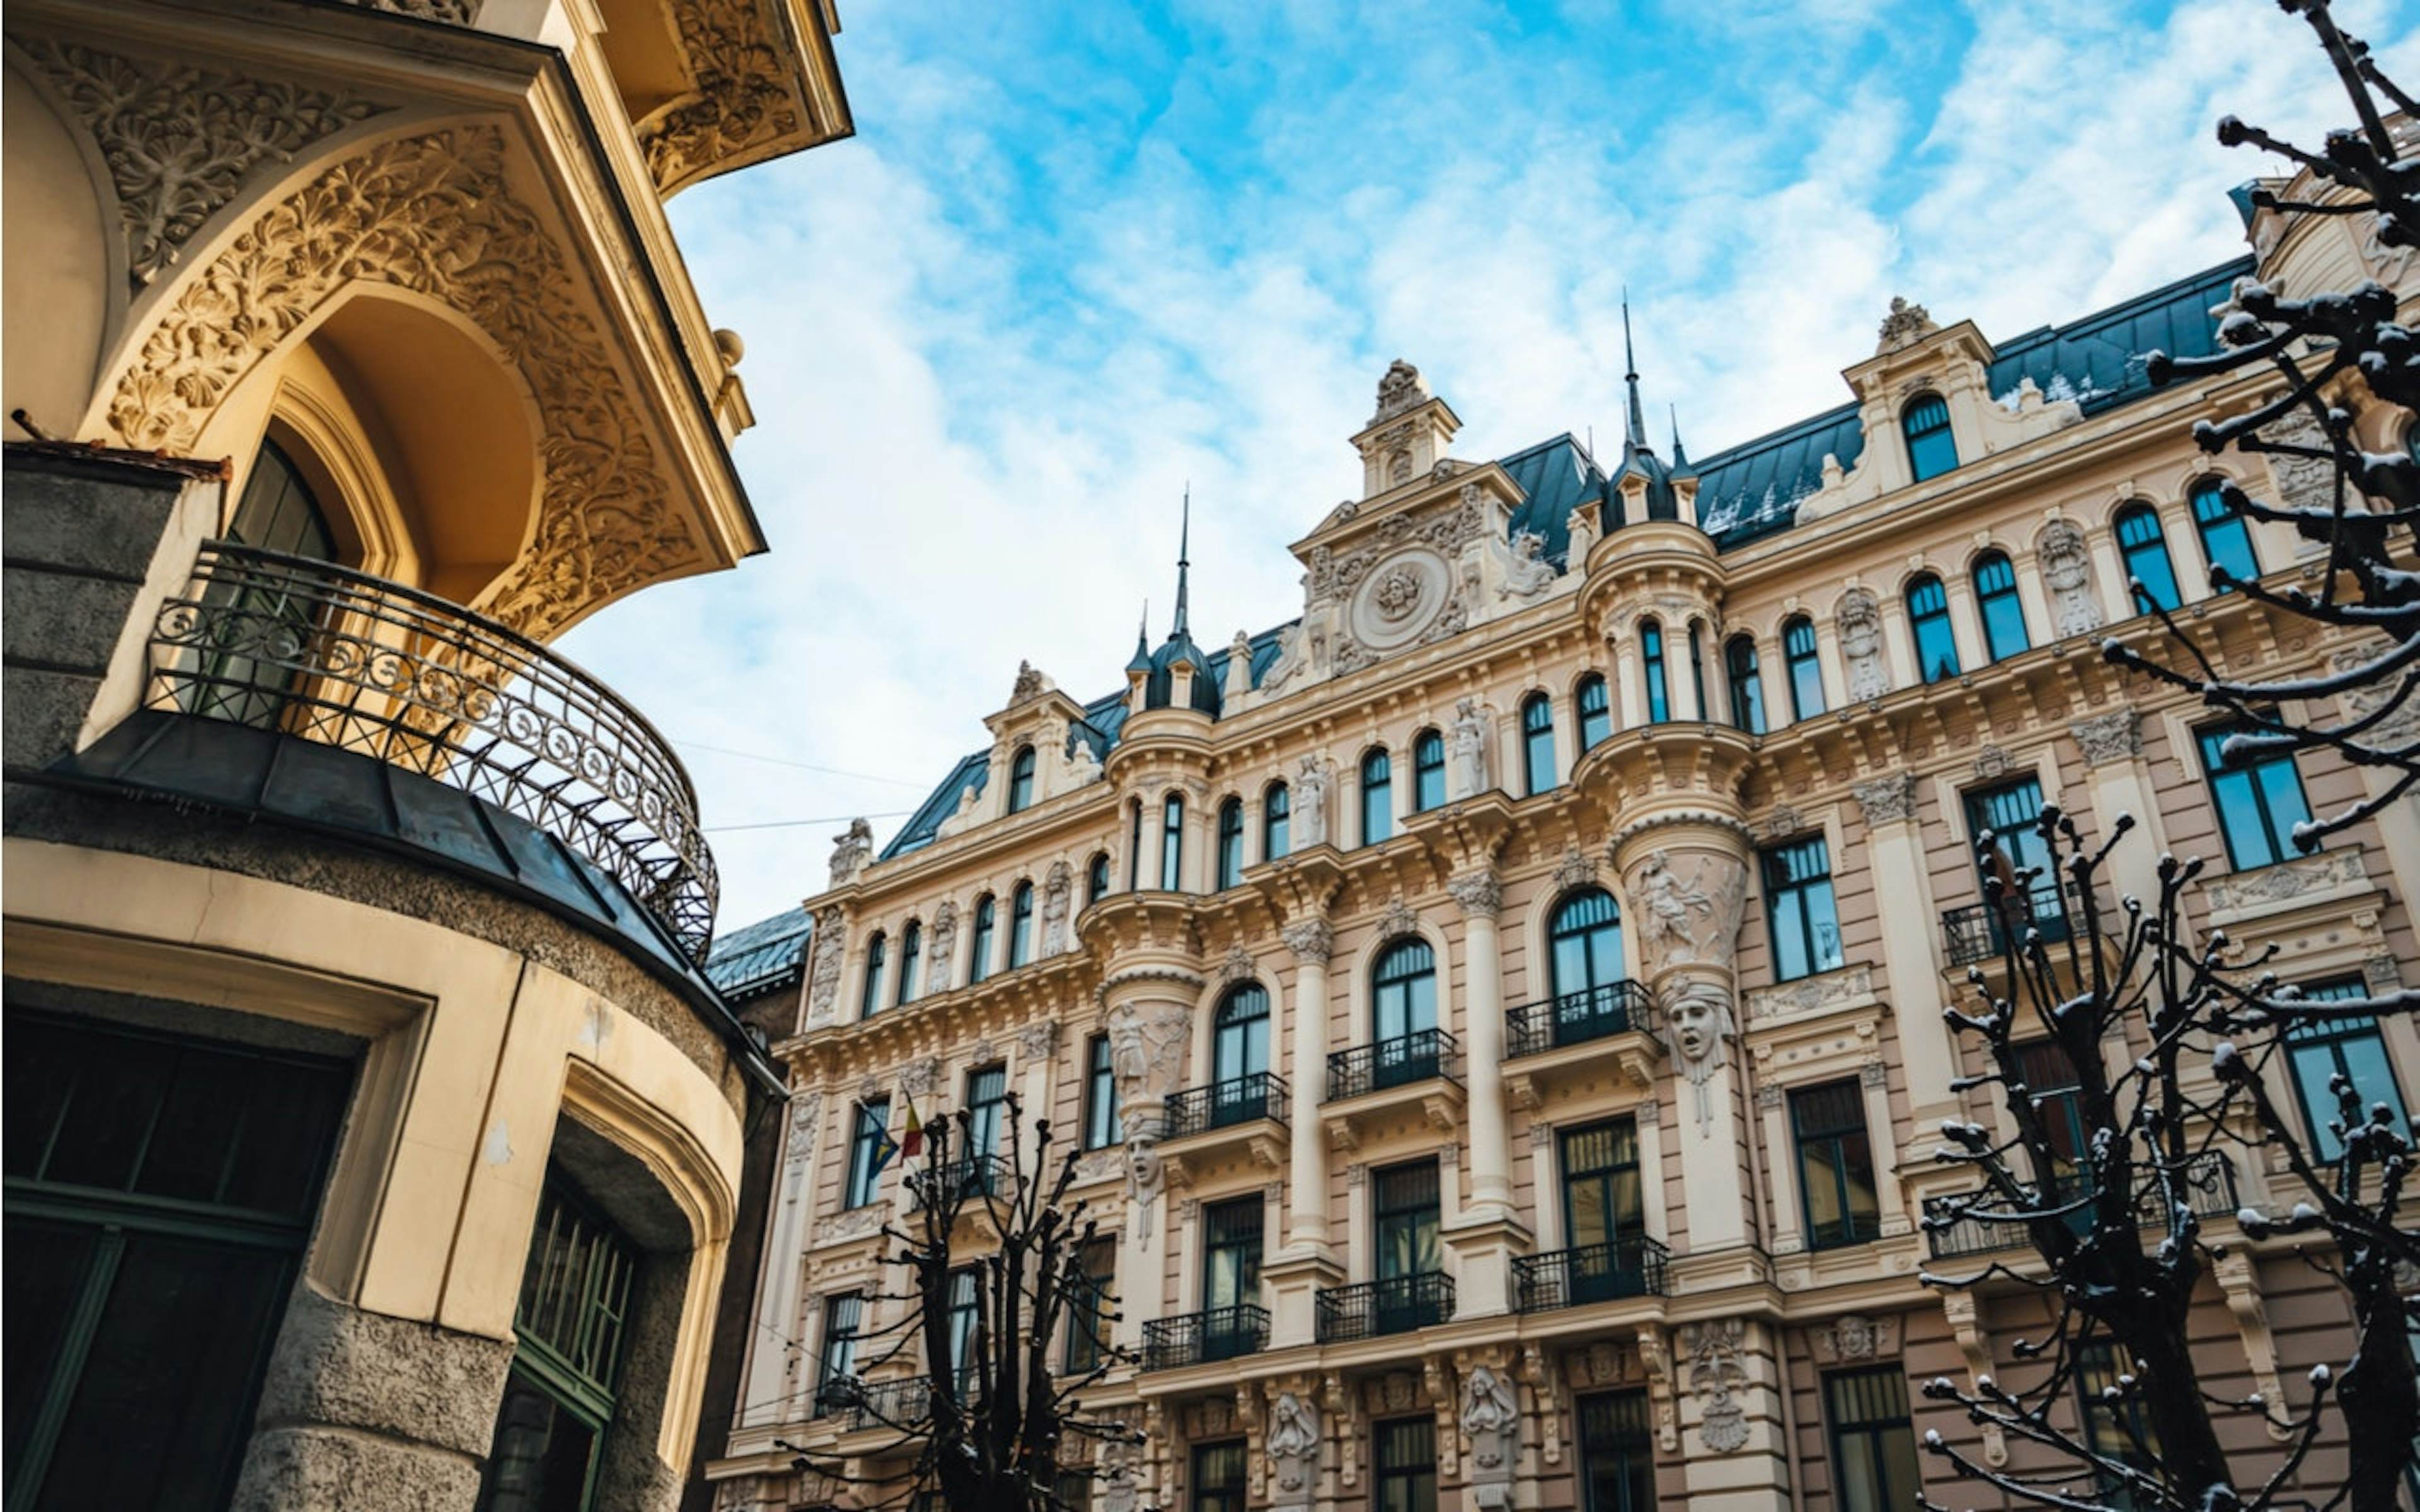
[1790,1079,1882,1250]
[1008,882,1035,968]
[1216,797,1245,890]
[1361,748,1393,846]
[1903,392,1957,482]
[2189,476,2260,590]
[1973,549,2029,662]
[844,1098,890,1209]
[1906,573,1959,683]
[1823,1365,1923,1512]
[1576,672,1612,750]
[1083,1033,1124,1150]
[2116,503,2181,613]
[1724,634,1766,733]
[1161,794,1185,891]
[2286,976,2411,1159]
[2196,724,2313,871]
[1761,835,1845,983]
[894,918,921,1006]
[859,932,887,1021]
[967,895,996,985]
[1372,1417,1438,1512]
[1640,619,1670,724]
[1086,852,1111,905]
[1006,744,1037,814]
[1783,616,1825,721]
[1413,728,1446,811]
[1521,693,1556,795]
[1262,782,1291,861]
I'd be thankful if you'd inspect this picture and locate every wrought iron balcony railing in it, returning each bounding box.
[1326,1028,1460,1102]
[908,1152,1013,1202]
[144,542,717,959]
[1511,1236,1671,1313]
[1922,1150,2238,1259]
[1315,1271,1455,1343]
[1163,1073,1289,1138]
[1940,882,2087,968]
[1505,982,1659,1058]
[821,1375,937,1431]
[1141,1304,1269,1371]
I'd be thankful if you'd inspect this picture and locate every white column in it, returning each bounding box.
[1754,1084,1801,1256]
[1860,1059,1909,1235]
[1853,774,1959,1123]
[1281,920,1334,1254]
[1815,624,1849,713]
[1614,641,1644,728]
[737,1089,829,1427]
[1633,1099,1666,1244]
[2087,530,2135,626]
[1452,869,1513,1216]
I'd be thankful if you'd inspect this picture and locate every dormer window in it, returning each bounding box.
[1006,745,1037,814]
[1902,394,1957,483]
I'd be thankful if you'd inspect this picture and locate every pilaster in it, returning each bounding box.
[1849,772,1958,1123]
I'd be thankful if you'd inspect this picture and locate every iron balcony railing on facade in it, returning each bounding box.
[1940,882,2089,968]
[820,1375,937,1431]
[1141,1304,1270,1372]
[1163,1073,1289,1139]
[909,1152,1013,1202]
[1315,1271,1456,1344]
[1922,1150,2238,1259]
[1510,1236,1672,1314]
[1326,1028,1461,1102]
[144,541,717,960]
[1504,982,1660,1059]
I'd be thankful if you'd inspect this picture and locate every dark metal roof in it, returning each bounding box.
[704,904,812,1000]
[36,709,787,1097]
[1499,434,1613,566]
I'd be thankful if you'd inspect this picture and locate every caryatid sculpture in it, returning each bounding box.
[1448,697,1491,799]
[1265,1391,1320,1502]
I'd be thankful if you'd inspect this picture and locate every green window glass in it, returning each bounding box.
[1908,573,1959,682]
[2196,726,2312,871]
[1373,1419,1437,1512]
[1361,748,1393,845]
[1083,1035,1124,1150]
[1761,836,1843,982]
[1216,798,1245,890]
[2190,476,2259,590]
[1903,394,1957,481]
[858,932,885,1020]
[479,1176,641,1512]
[1006,745,1037,813]
[1263,783,1291,861]
[229,438,338,559]
[1974,550,2029,660]
[1414,728,1446,811]
[1192,1441,1248,1512]
[205,439,341,726]
[1064,1238,1116,1375]
[1010,881,1035,967]
[1725,636,1766,734]
[2117,503,2181,613]
[844,1099,889,1209]
[1161,794,1185,891]
[968,895,996,985]
[1640,620,1670,724]
[895,918,921,1005]
[1559,1119,1644,1301]
[1784,617,1825,721]
[1792,1080,1881,1249]
[1576,1390,1655,1512]
[1373,1160,1441,1284]
[1201,1197,1262,1360]
[5,1015,351,1512]
[947,1268,979,1390]
[1522,694,1557,794]
[1824,1366,1922,1512]
[2288,977,2410,1160]
[1577,673,1612,749]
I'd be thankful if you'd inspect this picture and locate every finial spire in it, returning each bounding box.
[1170,484,1192,641]
[1669,403,1688,469]
[1621,288,1649,451]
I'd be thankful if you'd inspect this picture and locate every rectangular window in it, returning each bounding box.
[1576,1390,1655,1512]
[1192,1441,1247,1512]
[1374,1160,1442,1283]
[2077,1343,2160,1506]
[1823,1366,1922,1512]
[815,1295,862,1415]
[1560,1120,1645,1302]
[1414,731,1446,811]
[1201,1197,1263,1361]
[2288,977,2410,1160]
[2197,726,2313,871]
[844,1099,889,1210]
[1083,1034,1124,1150]
[1641,622,1670,724]
[965,1066,1007,1160]
[1791,1080,1881,1249]
[1161,795,1185,891]
[2014,1040,2089,1182]
[1373,1418,1438,1512]
[1362,753,1393,846]
[1761,835,1843,982]
[1785,619,1825,721]
[1064,1237,1116,1375]
[946,1268,979,1390]
[1578,675,1612,749]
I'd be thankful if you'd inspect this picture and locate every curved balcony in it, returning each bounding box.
[141,542,716,960]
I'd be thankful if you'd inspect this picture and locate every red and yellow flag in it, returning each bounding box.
[898,1098,925,1159]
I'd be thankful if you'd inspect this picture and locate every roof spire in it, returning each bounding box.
[1621,288,1649,452]
[1170,484,1192,641]
[1669,403,1688,469]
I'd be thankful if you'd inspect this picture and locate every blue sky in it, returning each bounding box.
[562,0,2417,932]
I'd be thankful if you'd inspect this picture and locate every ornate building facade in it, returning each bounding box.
[708,155,2419,1512]
[1,0,848,1508]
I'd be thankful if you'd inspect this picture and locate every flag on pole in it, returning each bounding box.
[867,1111,901,1174]
[898,1097,925,1159]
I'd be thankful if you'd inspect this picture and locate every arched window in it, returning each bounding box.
[1686,624,1708,721]
[2189,477,2259,590]
[896,919,922,1005]
[968,895,996,985]
[230,438,338,559]
[1263,782,1291,861]
[1371,938,1439,1085]
[1006,745,1037,814]
[1548,888,1631,1041]
[1907,574,1959,682]
[1973,551,2028,661]
[1726,636,1766,734]
[1009,881,1035,968]
[2116,503,2181,612]
[1521,693,1556,795]
[1413,729,1446,811]
[1361,748,1393,846]
[1160,794,1185,890]
[1640,619,1671,724]
[1086,852,1110,905]
[1576,673,1611,750]
[1210,987,1268,1089]
[859,931,886,1020]
[1125,800,1144,890]
[1783,616,1825,721]
[1216,798,1245,890]
[1903,394,1957,482]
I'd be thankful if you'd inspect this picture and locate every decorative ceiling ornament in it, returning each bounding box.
[18,38,390,287]
[101,127,699,639]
